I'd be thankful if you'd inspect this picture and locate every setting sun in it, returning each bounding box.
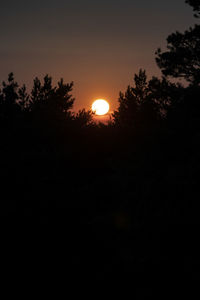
[92,99,110,116]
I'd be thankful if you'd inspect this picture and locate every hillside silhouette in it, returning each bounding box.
[0,0,200,295]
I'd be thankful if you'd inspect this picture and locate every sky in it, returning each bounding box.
[0,0,196,112]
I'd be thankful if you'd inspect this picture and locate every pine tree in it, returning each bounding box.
[156,0,200,86]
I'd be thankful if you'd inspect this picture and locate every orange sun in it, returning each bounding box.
[92,99,110,116]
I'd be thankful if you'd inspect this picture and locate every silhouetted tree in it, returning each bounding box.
[30,77,43,105]
[74,109,94,128]
[2,73,18,106]
[30,75,55,113]
[30,75,75,131]
[186,0,200,17]
[0,73,21,123]
[112,70,165,130]
[53,78,74,118]
[156,1,200,86]
[155,0,200,136]
[113,70,146,129]
[112,86,139,129]
[18,85,30,111]
[148,76,184,118]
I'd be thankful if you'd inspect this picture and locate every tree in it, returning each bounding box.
[148,76,184,118]
[156,1,200,86]
[74,109,94,128]
[112,86,139,129]
[0,73,21,122]
[18,85,30,111]
[186,0,200,17]
[53,78,74,117]
[112,70,160,130]
[30,75,75,128]
[30,75,54,112]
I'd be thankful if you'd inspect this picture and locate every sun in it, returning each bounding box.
[92,99,110,116]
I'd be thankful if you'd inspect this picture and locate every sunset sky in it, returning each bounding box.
[0,0,195,111]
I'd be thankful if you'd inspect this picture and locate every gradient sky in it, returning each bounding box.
[0,0,195,111]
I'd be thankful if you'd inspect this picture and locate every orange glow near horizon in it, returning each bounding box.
[92,99,110,116]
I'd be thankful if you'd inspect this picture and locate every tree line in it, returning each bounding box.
[0,1,199,140]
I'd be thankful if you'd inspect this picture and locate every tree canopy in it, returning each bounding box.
[156,0,200,86]
[112,69,181,131]
[186,0,200,17]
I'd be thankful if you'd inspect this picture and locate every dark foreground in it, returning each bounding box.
[1,123,200,297]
